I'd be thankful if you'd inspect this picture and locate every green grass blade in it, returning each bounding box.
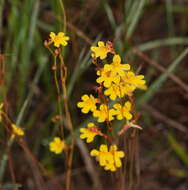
[18,0,40,108]
[167,132,188,168]
[16,59,46,125]
[125,1,140,26]
[104,3,116,30]
[126,0,146,38]
[125,0,135,15]
[135,37,188,52]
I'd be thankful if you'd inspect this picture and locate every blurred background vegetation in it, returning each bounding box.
[0,0,188,189]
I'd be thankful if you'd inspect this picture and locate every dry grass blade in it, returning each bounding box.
[138,47,188,104]
[133,48,188,93]
[142,103,188,132]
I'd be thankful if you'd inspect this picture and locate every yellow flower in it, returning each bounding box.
[104,55,130,76]
[80,122,101,143]
[77,94,98,113]
[93,104,116,122]
[90,144,114,167]
[90,41,112,59]
[96,69,120,88]
[90,144,125,172]
[122,71,146,89]
[11,124,24,136]
[104,83,121,100]
[109,145,125,168]
[49,32,70,47]
[113,101,132,120]
[104,83,136,100]
[49,137,65,154]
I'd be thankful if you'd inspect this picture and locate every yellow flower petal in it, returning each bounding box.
[90,149,99,156]
[98,41,105,47]
[100,144,108,152]
[113,54,121,64]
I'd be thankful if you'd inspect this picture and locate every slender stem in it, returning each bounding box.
[59,54,74,190]
[53,55,64,139]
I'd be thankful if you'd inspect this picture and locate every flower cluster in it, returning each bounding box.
[77,41,146,171]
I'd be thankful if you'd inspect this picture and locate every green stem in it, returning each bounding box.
[53,55,64,139]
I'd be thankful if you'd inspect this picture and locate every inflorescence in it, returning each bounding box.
[77,41,147,171]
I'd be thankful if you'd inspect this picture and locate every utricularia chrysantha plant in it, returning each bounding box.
[77,41,147,172]
[44,33,147,171]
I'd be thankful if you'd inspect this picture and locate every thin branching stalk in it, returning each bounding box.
[59,53,74,190]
